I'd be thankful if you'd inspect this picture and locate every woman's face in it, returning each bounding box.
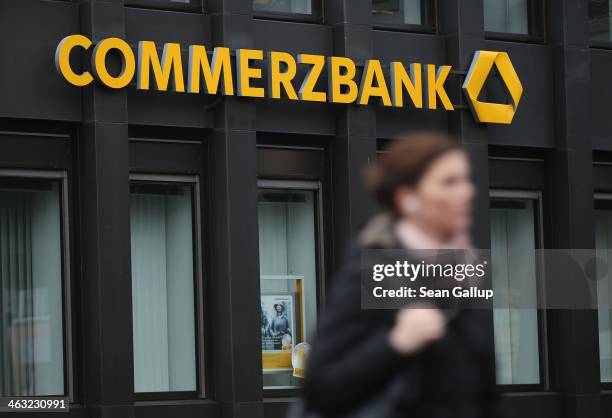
[397,150,475,237]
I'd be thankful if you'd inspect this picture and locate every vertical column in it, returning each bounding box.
[326,1,378,268]
[439,0,490,249]
[438,1,497,397]
[78,1,134,418]
[547,2,601,418]
[205,1,263,418]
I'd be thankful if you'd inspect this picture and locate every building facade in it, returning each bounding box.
[1,1,612,418]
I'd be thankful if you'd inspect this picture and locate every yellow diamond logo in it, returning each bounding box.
[462,51,523,125]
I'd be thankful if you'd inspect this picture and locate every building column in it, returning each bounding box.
[206,1,263,418]
[78,1,135,417]
[547,2,601,418]
[326,1,378,269]
[439,0,490,249]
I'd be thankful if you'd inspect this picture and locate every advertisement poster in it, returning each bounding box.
[261,294,295,353]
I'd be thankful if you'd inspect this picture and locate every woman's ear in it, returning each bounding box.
[394,186,419,217]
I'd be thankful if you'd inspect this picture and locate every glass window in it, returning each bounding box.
[372,0,434,27]
[254,0,320,16]
[130,180,198,393]
[490,193,541,385]
[0,176,65,396]
[595,198,612,382]
[258,183,320,389]
[484,0,541,36]
[589,0,612,42]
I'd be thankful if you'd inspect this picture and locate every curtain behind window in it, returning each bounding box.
[130,184,197,393]
[0,180,64,396]
[484,0,529,34]
[490,199,540,384]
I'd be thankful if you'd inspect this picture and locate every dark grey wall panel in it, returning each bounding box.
[590,49,612,151]
[255,99,335,135]
[376,106,449,139]
[0,131,71,170]
[0,0,81,121]
[489,157,546,189]
[125,8,213,128]
[483,41,555,148]
[253,19,332,55]
[373,31,445,63]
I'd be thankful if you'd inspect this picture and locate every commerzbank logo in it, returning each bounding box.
[54,35,523,125]
[462,51,523,125]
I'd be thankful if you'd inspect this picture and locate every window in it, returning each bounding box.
[595,197,612,382]
[484,0,543,38]
[490,191,541,385]
[130,176,200,394]
[253,0,321,17]
[589,0,612,42]
[0,174,66,396]
[372,0,435,29]
[258,181,321,390]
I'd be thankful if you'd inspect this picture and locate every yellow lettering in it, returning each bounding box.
[55,35,93,87]
[188,46,234,95]
[297,54,326,102]
[92,37,136,89]
[390,62,422,108]
[137,41,185,92]
[328,56,358,104]
[236,49,265,98]
[426,64,453,110]
[268,51,298,100]
[358,59,391,106]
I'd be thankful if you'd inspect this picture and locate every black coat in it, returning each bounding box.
[303,214,504,418]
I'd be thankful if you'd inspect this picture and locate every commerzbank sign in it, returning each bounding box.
[55,35,523,125]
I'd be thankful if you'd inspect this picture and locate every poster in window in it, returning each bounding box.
[261,294,296,353]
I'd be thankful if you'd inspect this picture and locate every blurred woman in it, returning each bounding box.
[303,132,502,418]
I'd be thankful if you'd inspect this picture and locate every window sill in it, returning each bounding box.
[135,391,200,402]
[372,22,436,35]
[253,11,323,25]
[125,0,202,13]
[590,40,612,50]
[497,383,546,393]
[485,31,545,44]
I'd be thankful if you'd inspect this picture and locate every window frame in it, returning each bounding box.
[129,173,206,401]
[253,0,323,24]
[594,193,612,388]
[489,189,550,391]
[484,0,546,43]
[125,0,202,13]
[257,178,326,396]
[371,0,438,34]
[0,169,73,400]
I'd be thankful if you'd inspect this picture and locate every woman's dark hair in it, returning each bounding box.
[366,131,465,212]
